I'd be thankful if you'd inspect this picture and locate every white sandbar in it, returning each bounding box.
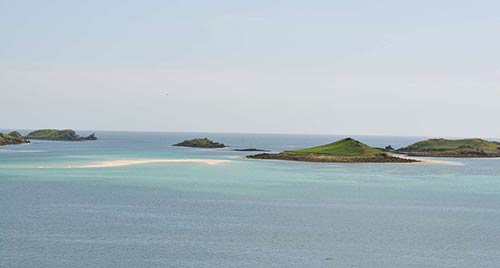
[76,159,231,168]
[388,153,464,166]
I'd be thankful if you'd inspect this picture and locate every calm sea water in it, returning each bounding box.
[1,132,500,268]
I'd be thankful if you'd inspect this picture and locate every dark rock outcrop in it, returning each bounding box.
[173,138,225,148]
[82,133,97,140]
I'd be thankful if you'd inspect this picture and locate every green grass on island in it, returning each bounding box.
[398,138,500,157]
[248,138,416,163]
[26,129,97,141]
[173,138,226,148]
[0,131,29,146]
[286,138,384,156]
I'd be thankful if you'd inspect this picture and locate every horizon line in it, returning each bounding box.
[2,128,499,140]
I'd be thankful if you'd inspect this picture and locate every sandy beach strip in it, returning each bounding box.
[388,153,464,166]
[411,158,464,166]
[75,159,231,168]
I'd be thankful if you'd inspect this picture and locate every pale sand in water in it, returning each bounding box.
[389,153,464,166]
[76,159,231,168]
[414,158,464,166]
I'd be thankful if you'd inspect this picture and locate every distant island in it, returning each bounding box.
[248,138,417,163]
[233,148,269,152]
[26,129,97,141]
[0,131,30,146]
[173,138,225,148]
[397,138,500,157]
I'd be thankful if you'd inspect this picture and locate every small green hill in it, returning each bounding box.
[0,131,29,146]
[398,138,500,157]
[286,138,384,157]
[26,129,97,141]
[173,138,225,148]
[248,138,416,163]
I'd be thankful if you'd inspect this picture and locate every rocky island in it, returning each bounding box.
[25,129,97,141]
[173,138,225,148]
[248,138,417,163]
[397,138,500,157]
[0,131,30,146]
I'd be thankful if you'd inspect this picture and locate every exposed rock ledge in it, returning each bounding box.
[173,138,225,148]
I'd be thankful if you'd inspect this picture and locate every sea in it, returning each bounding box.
[1,131,499,268]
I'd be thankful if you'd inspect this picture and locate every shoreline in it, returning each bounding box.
[246,152,418,164]
[245,153,463,166]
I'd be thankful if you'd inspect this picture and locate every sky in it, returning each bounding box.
[1,0,499,137]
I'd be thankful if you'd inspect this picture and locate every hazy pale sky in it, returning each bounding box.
[1,0,499,137]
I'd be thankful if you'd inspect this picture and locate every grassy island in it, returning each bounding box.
[248,138,417,163]
[173,138,225,148]
[0,131,30,146]
[26,129,97,141]
[397,138,500,157]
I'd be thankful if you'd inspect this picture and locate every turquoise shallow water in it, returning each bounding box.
[1,132,500,268]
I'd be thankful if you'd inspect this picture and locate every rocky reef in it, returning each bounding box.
[173,138,225,148]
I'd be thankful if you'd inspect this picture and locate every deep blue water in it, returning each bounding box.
[1,132,500,267]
